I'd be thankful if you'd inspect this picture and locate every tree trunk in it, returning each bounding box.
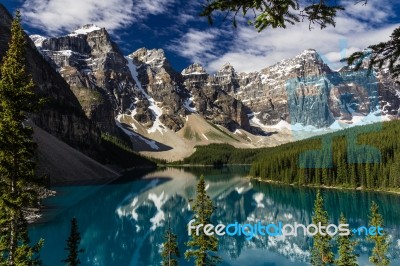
[9,216,16,266]
[168,233,171,266]
[8,153,18,265]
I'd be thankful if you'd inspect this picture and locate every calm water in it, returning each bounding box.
[30,166,400,266]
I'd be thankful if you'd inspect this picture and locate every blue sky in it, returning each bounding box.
[3,0,400,73]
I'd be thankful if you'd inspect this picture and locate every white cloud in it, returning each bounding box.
[342,0,394,24]
[134,0,175,17]
[174,2,202,24]
[170,0,399,73]
[21,0,175,35]
[212,21,397,72]
[167,28,223,63]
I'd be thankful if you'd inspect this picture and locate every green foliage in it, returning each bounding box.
[368,202,390,266]
[62,217,84,266]
[0,10,44,265]
[200,0,357,32]
[161,220,180,266]
[310,191,334,265]
[185,175,221,266]
[250,120,400,190]
[100,133,156,168]
[177,144,264,166]
[335,213,358,266]
[344,27,400,79]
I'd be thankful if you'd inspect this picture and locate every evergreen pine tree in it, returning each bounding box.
[62,217,84,266]
[368,202,390,266]
[185,175,220,266]
[310,191,334,266]
[335,213,358,266]
[0,10,44,265]
[161,218,180,266]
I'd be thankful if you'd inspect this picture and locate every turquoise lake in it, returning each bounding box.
[30,166,400,265]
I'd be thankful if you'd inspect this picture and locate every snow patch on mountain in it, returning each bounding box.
[30,34,47,47]
[251,109,390,135]
[115,115,159,150]
[57,50,73,56]
[396,89,400,99]
[183,96,196,112]
[126,56,166,134]
[69,24,101,36]
[249,112,265,128]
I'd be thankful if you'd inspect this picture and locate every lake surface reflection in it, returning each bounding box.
[30,166,400,265]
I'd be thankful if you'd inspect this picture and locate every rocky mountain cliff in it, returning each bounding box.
[128,48,187,131]
[0,6,100,158]
[31,25,136,133]
[27,24,400,159]
[33,26,250,134]
[227,49,399,127]
[182,62,251,131]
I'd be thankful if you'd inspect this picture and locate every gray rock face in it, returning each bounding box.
[231,49,336,126]
[29,22,400,138]
[213,63,240,93]
[36,25,141,133]
[181,63,251,131]
[129,48,186,131]
[128,49,251,131]
[200,49,399,128]
[341,66,400,117]
[0,6,100,157]
[181,63,208,88]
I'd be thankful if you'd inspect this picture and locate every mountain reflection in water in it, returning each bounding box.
[30,166,400,265]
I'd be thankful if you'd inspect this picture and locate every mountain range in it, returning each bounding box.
[1,4,399,180]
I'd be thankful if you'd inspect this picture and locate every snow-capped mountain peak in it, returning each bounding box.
[30,34,47,47]
[27,24,400,157]
[69,24,102,36]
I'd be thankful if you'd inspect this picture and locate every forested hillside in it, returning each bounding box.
[250,120,400,190]
[100,133,156,168]
[175,144,265,165]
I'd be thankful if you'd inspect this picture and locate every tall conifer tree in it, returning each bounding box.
[161,218,180,266]
[185,175,220,266]
[368,202,390,266]
[310,191,334,266]
[335,213,358,266]
[62,217,84,266]
[0,10,43,265]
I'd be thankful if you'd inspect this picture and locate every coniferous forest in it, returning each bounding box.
[176,143,265,166]
[250,120,400,190]
[175,120,400,191]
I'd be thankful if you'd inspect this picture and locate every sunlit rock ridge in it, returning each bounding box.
[30,25,400,152]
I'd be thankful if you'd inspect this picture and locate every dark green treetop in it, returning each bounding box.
[62,217,85,266]
[185,175,221,266]
[335,213,358,266]
[310,190,334,266]
[161,218,180,266]
[368,201,390,266]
